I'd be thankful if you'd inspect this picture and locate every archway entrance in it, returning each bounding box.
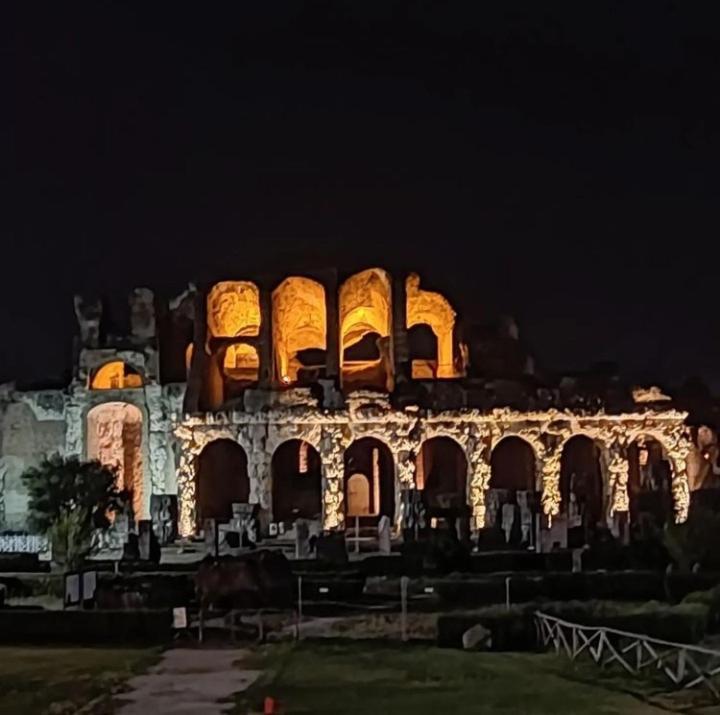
[416,437,468,519]
[87,402,144,519]
[195,439,250,528]
[628,436,673,529]
[560,435,604,546]
[343,438,395,525]
[271,440,323,524]
[489,437,537,546]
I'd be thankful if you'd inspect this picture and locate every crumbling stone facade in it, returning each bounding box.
[0,268,714,548]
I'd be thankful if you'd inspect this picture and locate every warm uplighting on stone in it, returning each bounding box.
[272,276,327,385]
[339,268,393,391]
[406,272,460,379]
[87,401,145,519]
[90,361,143,390]
[223,343,259,382]
[207,281,261,338]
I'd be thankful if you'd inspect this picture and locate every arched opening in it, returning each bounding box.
[206,281,261,338]
[628,436,673,528]
[89,361,143,390]
[560,435,604,546]
[271,440,323,524]
[416,437,468,518]
[87,402,144,519]
[195,439,250,528]
[488,437,537,546]
[407,324,438,379]
[273,277,327,386]
[405,273,460,379]
[223,343,260,384]
[343,438,395,526]
[339,268,393,392]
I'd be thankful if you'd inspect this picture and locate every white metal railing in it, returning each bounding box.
[535,611,720,699]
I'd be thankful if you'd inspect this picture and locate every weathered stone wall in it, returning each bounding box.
[0,380,183,530]
[0,392,67,529]
[174,390,692,539]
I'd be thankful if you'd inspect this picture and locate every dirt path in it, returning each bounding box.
[116,648,262,714]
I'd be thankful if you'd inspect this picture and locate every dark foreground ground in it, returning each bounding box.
[1,642,717,714]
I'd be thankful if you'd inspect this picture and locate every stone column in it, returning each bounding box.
[320,425,346,531]
[467,434,492,532]
[392,274,409,379]
[325,272,340,382]
[670,436,692,524]
[257,286,272,388]
[183,288,207,414]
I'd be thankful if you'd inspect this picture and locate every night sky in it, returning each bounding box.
[7,2,720,389]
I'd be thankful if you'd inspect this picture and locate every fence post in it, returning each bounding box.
[400,576,409,642]
[297,575,303,640]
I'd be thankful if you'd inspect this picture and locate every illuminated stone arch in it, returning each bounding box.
[270,439,323,523]
[490,435,537,491]
[416,435,469,515]
[272,277,327,385]
[406,273,459,379]
[222,343,260,383]
[626,432,676,527]
[559,434,606,533]
[195,438,250,528]
[87,402,145,519]
[339,268,393,391]
[89,361,143,390]
[207,281,261,338]
[343,436,395,525]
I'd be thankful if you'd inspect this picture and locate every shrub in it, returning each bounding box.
[437,599,711,650]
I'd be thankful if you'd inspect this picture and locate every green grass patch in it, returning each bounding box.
[0,646,160,713]
[235,641,667,714]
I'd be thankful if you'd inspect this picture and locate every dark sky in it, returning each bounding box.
[7,2,720,388]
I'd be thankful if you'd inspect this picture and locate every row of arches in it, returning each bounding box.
[80,400,677,538]
[193,432,676,535]
[203,268,462,394]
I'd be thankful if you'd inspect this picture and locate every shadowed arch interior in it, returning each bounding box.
[271,439,323,523]
[87,402,144,519]
[559,435,604,534]
[417,436,468,514]
[628,435,673,527]
[490,437,536,491]
[195,439,250,527]
[343,437,395,525]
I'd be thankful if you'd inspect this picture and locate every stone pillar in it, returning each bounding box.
[257,286,272,388]
[320,425,345,531]
[183,288,207,414]
[392,274,408,379]
[325,273,339,382]
[670,437,692,524]
[467,434,492,532]
[540,442,563,521]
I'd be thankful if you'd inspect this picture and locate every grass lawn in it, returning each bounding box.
[235,641,672,714]
[0,646,160,714]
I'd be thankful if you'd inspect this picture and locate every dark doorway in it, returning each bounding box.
[271,440,323,523]
[488,436,537,546]
[417,436,468,516]
[560,435,604,545]
[344,437,395,525]
[628,437,673,528]
[195,439,250,527]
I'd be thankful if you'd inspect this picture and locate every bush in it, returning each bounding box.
[0,609,173,644]
[437,598,712,651]
[683,585,720,632]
